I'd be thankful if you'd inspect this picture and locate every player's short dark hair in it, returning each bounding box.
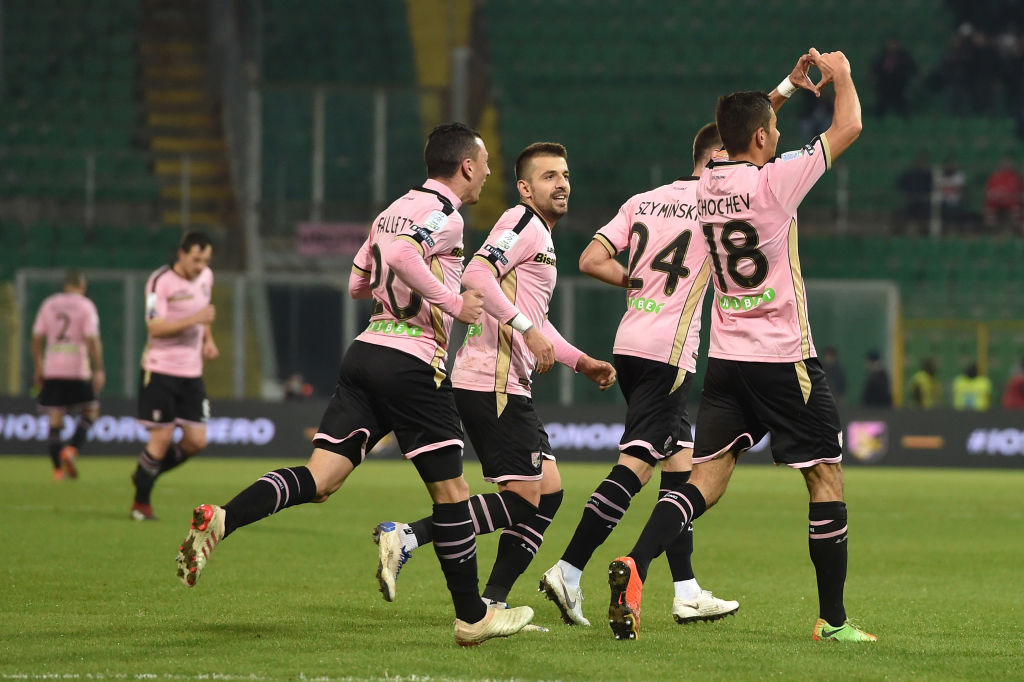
[64,269,85,288]
[515,142,568,182]
[424,122,482,178]
[716,91,773,156]
[179,231,213,253]
[692,122,723,167]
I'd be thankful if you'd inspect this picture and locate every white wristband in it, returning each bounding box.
[776,76,797,98]
[510,313,533,333]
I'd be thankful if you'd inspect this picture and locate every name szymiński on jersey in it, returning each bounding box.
[376,215,416,234]
[698,193,752,217]
[634,200,697,219]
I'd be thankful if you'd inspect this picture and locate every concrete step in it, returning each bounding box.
[160,184,233,201]
[161,209,230,226]
[147,112,218,128]
[154,158,228,178]
[152,136,226,153]
[143,64,205,81]
[139,41,204,58]
[145,89,206,106]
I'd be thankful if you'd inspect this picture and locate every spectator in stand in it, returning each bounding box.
[952,362,992,410]
[965,28,1000,113]
[1002,358,1024,409]
[995,28,1023,115]
[938,158,967,231]
[871,38,917,118]
[933,31,973,115]
[907,357,942,409]
[821,346,847,406]
[897,152,934,235]
[798,87,834,141]
[863,349,892,408]
[984,157,1024,232]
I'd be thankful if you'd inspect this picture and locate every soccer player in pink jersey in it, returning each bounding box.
[31,269,105,480]
[372,142,615,614]
[175,123,538,646]
[131,231,218,521]
[608,49,877,643]
[538,123,739,630]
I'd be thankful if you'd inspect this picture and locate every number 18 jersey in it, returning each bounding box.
[696,134,832,362]
[594,177,711,373]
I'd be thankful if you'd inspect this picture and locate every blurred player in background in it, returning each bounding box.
[130,231,218,520]
[174,123,538,646]
[539,123,739,629]
[374,142,616,612]
[608,49,877,643]
[31,269,104,480]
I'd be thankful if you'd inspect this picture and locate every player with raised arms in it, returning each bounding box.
[607,49,877,643]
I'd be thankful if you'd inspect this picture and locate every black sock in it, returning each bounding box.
[629,483,706,583]
[70,416,93,451]
[431,501,486,623]
[561,464,643,570]
[47,425,62,469]
[409,517,433,546]
[484,490,562,602]
[809,501,848,626]
[131,449,161,504]
[222,467,317,538]
[159,443,190,474]
[661,471,695,582]
[406,490,537,545]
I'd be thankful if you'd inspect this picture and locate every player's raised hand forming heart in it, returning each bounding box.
[789,53,823,97]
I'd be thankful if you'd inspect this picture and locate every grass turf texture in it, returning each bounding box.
[1,455,1021,681]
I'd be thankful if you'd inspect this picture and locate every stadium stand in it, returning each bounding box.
[260,0,423,219]
[0,0,156,204]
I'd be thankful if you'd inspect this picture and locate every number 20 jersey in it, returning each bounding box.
[594,177,711,373]
[352,180,465,370]
[696,134,832,363]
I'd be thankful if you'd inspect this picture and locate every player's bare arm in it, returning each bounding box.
[579,239,628,287]
[576,354,617,390]
[87,335,105,392]
[147,304,216,338]
[769,53,820,112]
[810,47,862,160]
[202,324,220,361]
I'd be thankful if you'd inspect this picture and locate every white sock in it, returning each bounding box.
[674,578,701,602]
[399,523,418,552]
[557,560,583,589]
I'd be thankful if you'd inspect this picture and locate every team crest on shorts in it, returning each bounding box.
[152,409,162,422]
[531,451,542,469]
[664,435,675,453]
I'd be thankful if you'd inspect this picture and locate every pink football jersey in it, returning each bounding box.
[594,177,711,372]
[696,134,832,362]
[32,292,100,380]
[142,265,214,378]
[452,204,558,396]
[353,179,466,372]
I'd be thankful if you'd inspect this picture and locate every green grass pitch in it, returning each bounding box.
[1,455,1021,681]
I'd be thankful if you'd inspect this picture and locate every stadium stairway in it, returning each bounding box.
[138,0,237,237]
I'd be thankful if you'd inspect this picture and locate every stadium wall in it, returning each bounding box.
[1,397,1022,469]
